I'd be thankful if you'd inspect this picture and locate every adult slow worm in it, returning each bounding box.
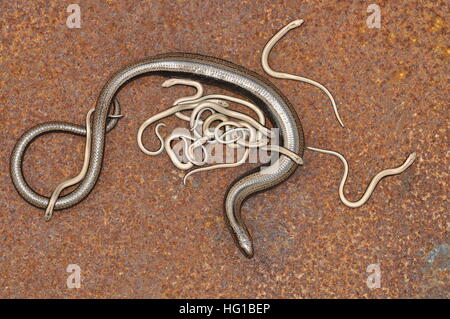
[10,52,304,258]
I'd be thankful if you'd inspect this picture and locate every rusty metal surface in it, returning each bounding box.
[0,1,448,298]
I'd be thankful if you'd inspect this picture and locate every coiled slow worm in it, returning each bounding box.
[10,52,304,258]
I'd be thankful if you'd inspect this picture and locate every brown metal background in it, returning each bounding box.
[0,1,448,298]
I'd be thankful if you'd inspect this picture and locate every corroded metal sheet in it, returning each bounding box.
[0,1,447,298]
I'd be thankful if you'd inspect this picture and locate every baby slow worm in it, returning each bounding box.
[261,20,416,208]
[307,147,416,208]
[44,108,95,221]
[11,52,304,258]
[262,19,345,127]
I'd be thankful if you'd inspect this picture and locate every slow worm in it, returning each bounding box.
[11,52,304,258]
[261,19,345,127]
[307,147,417,208]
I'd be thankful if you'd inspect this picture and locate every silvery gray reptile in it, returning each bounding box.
[10,52,304,258]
